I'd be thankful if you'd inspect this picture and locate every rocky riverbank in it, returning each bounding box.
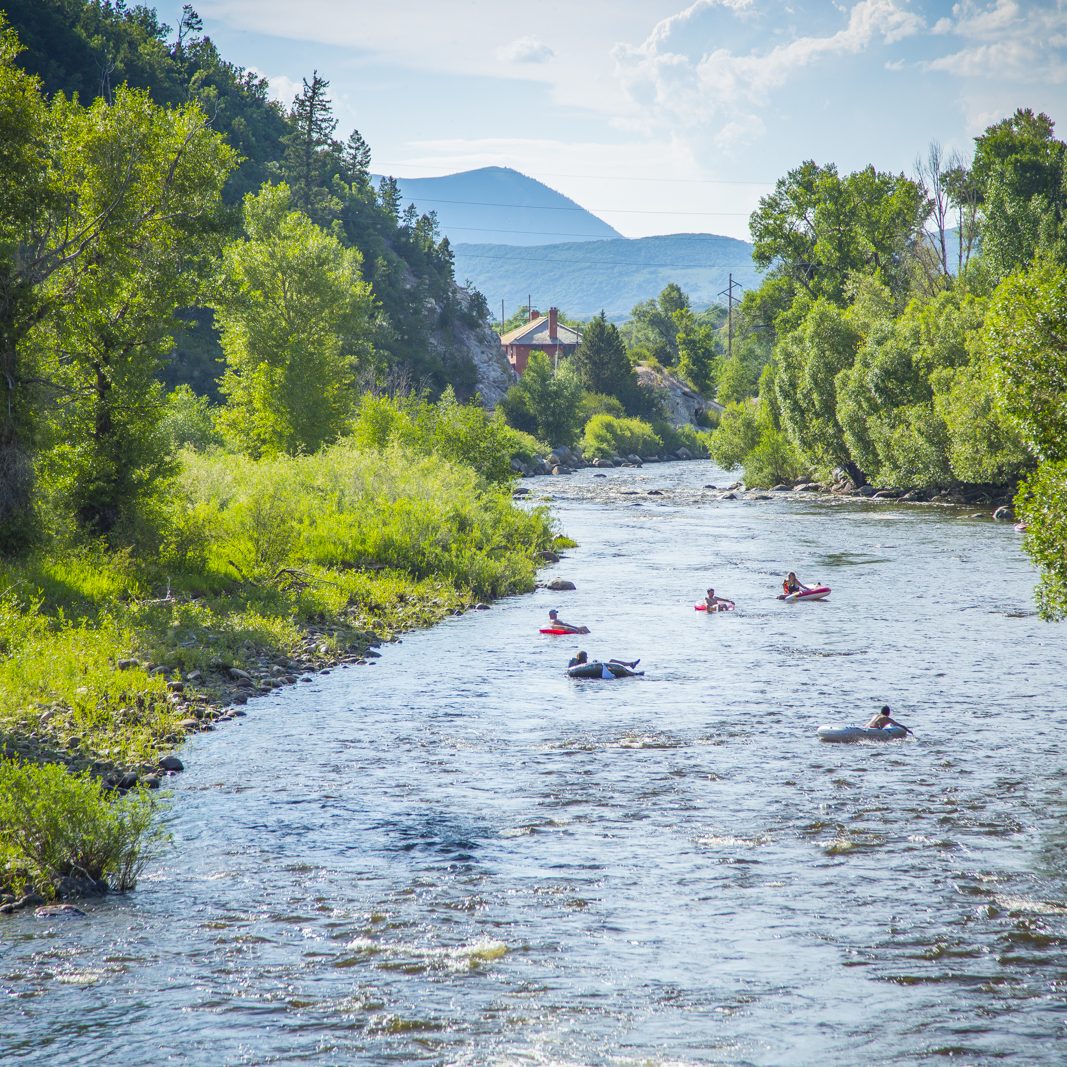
[763,475,1016,510]
[512,442,702,477]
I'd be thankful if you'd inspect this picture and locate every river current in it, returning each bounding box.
[2,461,1065,1066]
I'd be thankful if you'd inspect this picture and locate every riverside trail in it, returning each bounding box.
[3,461,1065,1066]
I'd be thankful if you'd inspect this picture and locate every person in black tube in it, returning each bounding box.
[568,650,639,669]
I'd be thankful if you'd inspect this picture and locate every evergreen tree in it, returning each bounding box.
[280,70,339,220]
[342,129,372,188]
[571,313,630,396]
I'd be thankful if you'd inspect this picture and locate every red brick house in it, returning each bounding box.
[500,307,581,376]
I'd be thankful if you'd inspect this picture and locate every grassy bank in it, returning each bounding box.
[0,439,556,903]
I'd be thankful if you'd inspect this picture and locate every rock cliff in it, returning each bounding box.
[635,365,724,426]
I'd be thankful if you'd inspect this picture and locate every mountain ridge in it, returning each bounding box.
[376,166,622,246]
[453,232,761,320]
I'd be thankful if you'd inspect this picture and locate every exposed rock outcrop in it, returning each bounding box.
[635,365,723,426]
[428,287,515,408]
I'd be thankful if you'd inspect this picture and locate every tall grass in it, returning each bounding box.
[0,424,556,900]
[0,438,555,775]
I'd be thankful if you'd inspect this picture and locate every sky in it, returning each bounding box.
[173,0,1067,242]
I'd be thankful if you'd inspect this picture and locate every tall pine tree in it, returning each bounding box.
[281,70,339,222]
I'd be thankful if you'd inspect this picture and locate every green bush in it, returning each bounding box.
[743,428,805,487]
[652,421,710,457]
[580,414,663,459]
[708,402,761,469]
[578,391,625,423]
[160,385,223,452]
[0,760,160,897]
[352,389,539,484]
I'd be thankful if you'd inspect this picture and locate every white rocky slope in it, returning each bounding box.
[635,365,724,426]
[428,287,514,408]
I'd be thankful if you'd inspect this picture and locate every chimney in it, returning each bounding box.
[548,306,558,340]
[528,308,540,323]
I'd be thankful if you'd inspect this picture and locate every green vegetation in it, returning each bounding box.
[498,352,584,447]
[5,0,479,397]
[581,415,663,460]
[0,10,563,902]
[215,183,375,456]
[699,109,1067,617]
[0,432,554,900]
[0,761,159,899]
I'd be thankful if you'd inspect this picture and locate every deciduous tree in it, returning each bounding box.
[213,183,376,457]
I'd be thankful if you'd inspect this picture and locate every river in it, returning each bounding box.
[3,461,1065,1066]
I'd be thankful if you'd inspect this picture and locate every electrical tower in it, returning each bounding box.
[718,273,744,361]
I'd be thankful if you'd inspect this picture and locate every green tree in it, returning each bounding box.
[983,257,1067,617]
[280,70,340,222]
[771,299,863,481]
[971,109,1067,277]
[0,18,53,549]
[498,351,583,446]
[571,312,647,414]
[932,363,1029,485]
[673,307,720,394]
[33,86,235,536]
[750,161,928,304]
[716,357,757,404]
[708,401,761,469]
[622,283,690,365]
[0,23,235,544]
[214,183,376,457]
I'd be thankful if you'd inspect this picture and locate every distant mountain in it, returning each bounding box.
[377,166,622,246]
[454,233,760,320]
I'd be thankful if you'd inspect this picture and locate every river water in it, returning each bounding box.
[3,461,1065,1066]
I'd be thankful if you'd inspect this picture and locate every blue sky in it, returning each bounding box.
[177,1,1067,241]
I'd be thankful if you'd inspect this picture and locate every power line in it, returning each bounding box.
[393,195,752,217]
[444,225,750,240]
[454,248,756,271]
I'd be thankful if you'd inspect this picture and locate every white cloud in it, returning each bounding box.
[497,36,555,64]
[250,68,302,106]
[922,0,1067,83]
[614,0,923,134]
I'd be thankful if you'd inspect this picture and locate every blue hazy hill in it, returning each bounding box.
[380,166,622,246]
[454,233,760,320]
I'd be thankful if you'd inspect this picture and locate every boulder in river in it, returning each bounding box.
[547,578,577,591]
[35,905,87,919]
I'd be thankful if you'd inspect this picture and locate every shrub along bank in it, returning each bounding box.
[0,437,556,907]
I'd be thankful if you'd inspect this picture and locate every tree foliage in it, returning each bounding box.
[498,351,584,447]
[0,22,236,543]
[572,312,651,415]
[750,161,929,305]
[213,184,375,457]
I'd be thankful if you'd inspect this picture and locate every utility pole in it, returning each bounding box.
[501,299,504,330]
[718,273,744,361]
